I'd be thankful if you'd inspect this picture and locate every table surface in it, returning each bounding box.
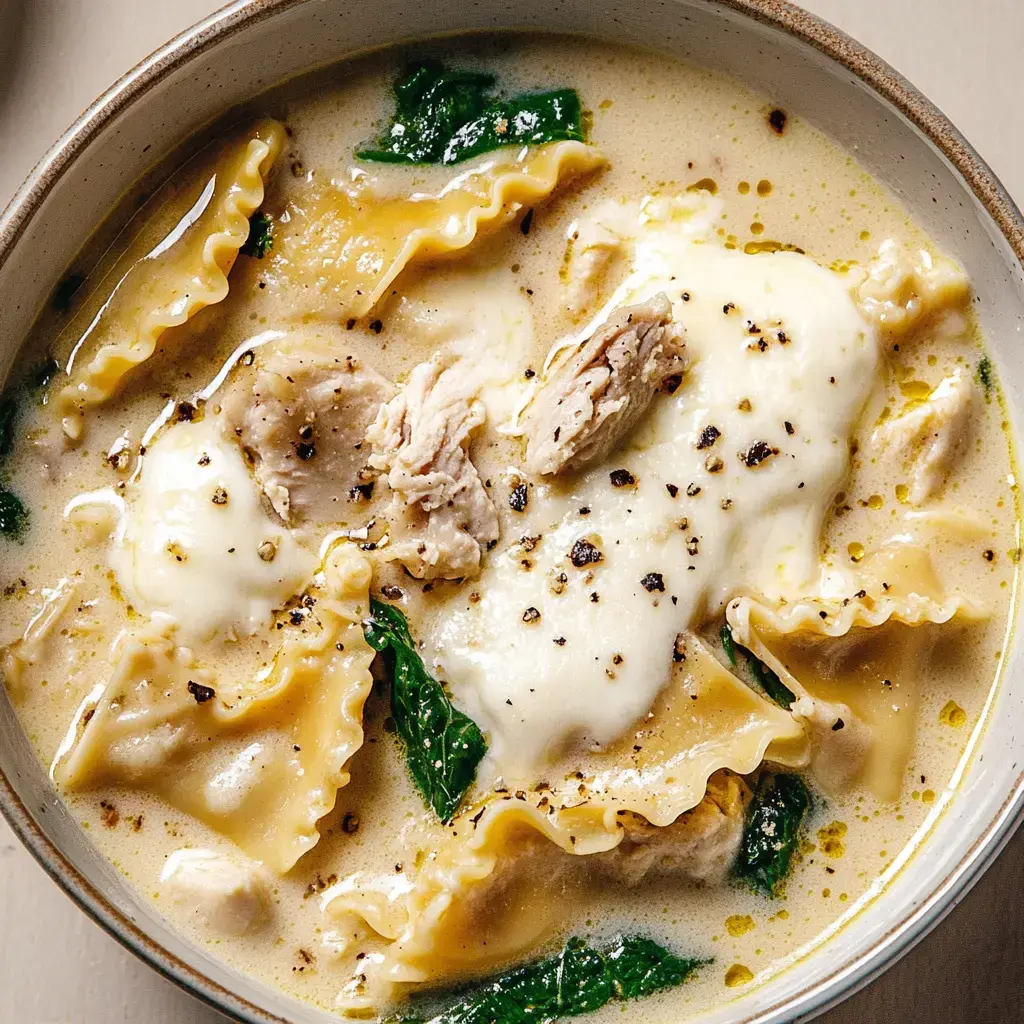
[1,1,1021,1021]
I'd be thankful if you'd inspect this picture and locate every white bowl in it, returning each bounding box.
[1,2,1022,1021]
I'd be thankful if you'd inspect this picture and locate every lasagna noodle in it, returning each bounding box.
[727,541,987,801]
[58,119,286,440]
[53,544,375,874]
[264,140,605,319]
[323,638,806,991]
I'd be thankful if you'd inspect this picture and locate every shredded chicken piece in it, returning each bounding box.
[525,293,686,475]
[160,848,270,936]
[791,696,872,795]
[873,368,973,504]
[367,357,499,579]
[224,332,394,523]
[596,771,750,885]
[854,238,969,333]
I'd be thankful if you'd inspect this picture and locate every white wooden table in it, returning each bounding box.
[1,1,1022,1020]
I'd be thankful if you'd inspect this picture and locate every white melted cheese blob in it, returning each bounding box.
[111,417,314,641]
[422,199,879,773]
[387,264,533,422]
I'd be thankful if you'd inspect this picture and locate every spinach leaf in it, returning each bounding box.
[364,598,486,822]
[358,60,586,166]
[719,622,737,666]
[26,358,60,391]
[0,391,18,459]
[735,772,810,896]
[408,934,708,1023]
[240,212,274,259]
[720,622,794,709]
[0,489,28,540]
[747,655,794,710]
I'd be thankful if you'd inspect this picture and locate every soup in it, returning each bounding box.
[0,33,1016,1022]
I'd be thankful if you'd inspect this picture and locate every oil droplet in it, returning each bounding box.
[817,820,848,858]
[900,379,933,401]
[922,789,936,804]
[859,229,871,241]
[725,964,754,988]
[750,221,765,235]
[939,700,967,727]
[687,177,719,195]
[775,908,789,920]
[867,494,883,510]
[598,98,614,110]
[822,888,831,898]
[756,179,773,196]
[725,914,755,937]
[895,483,910,503]
[839,892,849,902]
[847,541,865,563]
[738,180,751,194]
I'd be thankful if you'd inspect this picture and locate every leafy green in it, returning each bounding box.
[719,622,737,666]
[405,935,709,1023]
[720,621,794,709]
[0,489,28,540]
[0,391,17,460]
[26,358,59,391]
[240,212,274,258]
[747,655,794,709]
[364,599,486,822]
[977,354,995,399]
[735,773,810,896]
[357,60,586,166]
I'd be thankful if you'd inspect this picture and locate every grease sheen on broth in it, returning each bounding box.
[0,33,1017,1023]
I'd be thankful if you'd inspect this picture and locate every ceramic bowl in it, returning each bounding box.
[1,1,1022,1021]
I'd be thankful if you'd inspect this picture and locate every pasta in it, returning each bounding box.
[57,119,286,440]
[53,544,375,873]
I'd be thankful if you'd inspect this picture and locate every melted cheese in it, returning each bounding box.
[108,418,314,641]
[422,200,878,773]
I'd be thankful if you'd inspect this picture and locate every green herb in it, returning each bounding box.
[719,621,794,708]
[720,622,737,666]
[735,773,810,896]
[357,60,586,166]
[0,391,17,459]
[26,358,59,391]
[406,935,709,1023]
[52,272,85,312]
[240,212,274,259]
[364,598,486,822]
[0,489,28,540]
[747,655,795,709]
[977,354,995,399]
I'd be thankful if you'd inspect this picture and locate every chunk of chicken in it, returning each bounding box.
[367,357,499,579]
[791,696,872,796]
[873,368,973,504]
[596,771,750,885]
[525,294,686,475]
[159,848,270,936]
[854,238,969,334]
[224,331,394,524]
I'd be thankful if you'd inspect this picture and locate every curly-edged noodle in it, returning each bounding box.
[509,633,808,829]
[727,541,987,801]
[322,639,807,995]
[53,544,375,874]
[264,140,605,319]
[58,119,286,440]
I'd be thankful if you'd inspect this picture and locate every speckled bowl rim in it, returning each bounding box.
[1,1,1023,1021]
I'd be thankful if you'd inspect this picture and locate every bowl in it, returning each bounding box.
[1,1,1022,1021]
